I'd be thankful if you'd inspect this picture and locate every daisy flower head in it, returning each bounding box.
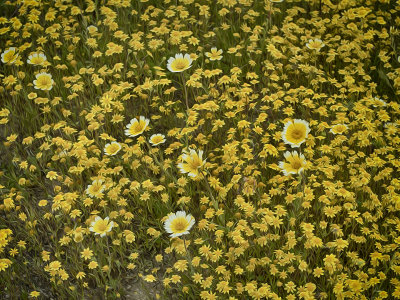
[330,124,348,135]
[372,96,387,107]
[87,25,98,35]
[306,38,325,52]
[125,116,149,137]
[177,148,206,178]
[104,141,122,155]
[167,53,193,72]
[282,119,310,148]
[279,151,307,176]
[33,72,54,91]
[1,47,18,64]
[205,47,223,61]
[86,179,105,198]
[89,216,114,237]
[149,134,166,146]
[27,53,47,65]
[164,211,195,238]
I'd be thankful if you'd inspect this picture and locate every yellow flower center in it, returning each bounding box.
[189,157,202,169]
[4,51,17,63]
[170,218,189,233]
[172,58,189,71]
[152,136,163,143]
[31,56,44,64]
[291,129,303,139]
[291,160,302,169]
[107,144,120,154]
[36,75,52,89]
[94,220,109,233]
[130,122,145,135]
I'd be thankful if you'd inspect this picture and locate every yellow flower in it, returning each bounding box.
[89,216,114,237]
[164,211,195,238]
[149,134,166,146]
[87,25,98,35]
[48,260,61,271]
[282,119,310,148]
[125,116,149,137]
[178,148,206,178]
[27,53,47,65]
[86,179,105,198]
[144,274,156,282]
[306,38,325,51]
[0,258,12,271]
[330,124,348,134]
[33,72,54,90]
[205,47,223,61]
[104,141,122,155]
[30,291,40,298]
[167,53,192,72]
[372,96,387,107]
[1,47,18,64]
[279,151,307,176]
[76,271,86,279]
[88,261,98,269]
[81,247,93,260]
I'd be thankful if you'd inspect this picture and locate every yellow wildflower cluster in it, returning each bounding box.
[0,0,400,299]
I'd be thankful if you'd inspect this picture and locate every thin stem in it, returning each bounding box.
[181,72,189,110]
[183,236,194,274]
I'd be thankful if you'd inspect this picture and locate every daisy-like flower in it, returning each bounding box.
[306,38,325,52]
[164,211,195,238]
[33,72,54,90]
[149,134,166,146]
[330,124,348,134]
[279,151,307,176]
[282,119,310,148]
[167,53,193,72]
[27,53,47,65]
[1,47,18,64]
[86,180,105,198]
[177,148,206,178]
[125,116,149,137]
[372,96,387,107]
[89,216,114,237]
[87,25,98,34]
[205,47,223,61]
[104,141,122,155]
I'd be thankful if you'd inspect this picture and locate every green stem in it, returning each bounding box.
[181,72,189,110]
[183,236,194,274]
